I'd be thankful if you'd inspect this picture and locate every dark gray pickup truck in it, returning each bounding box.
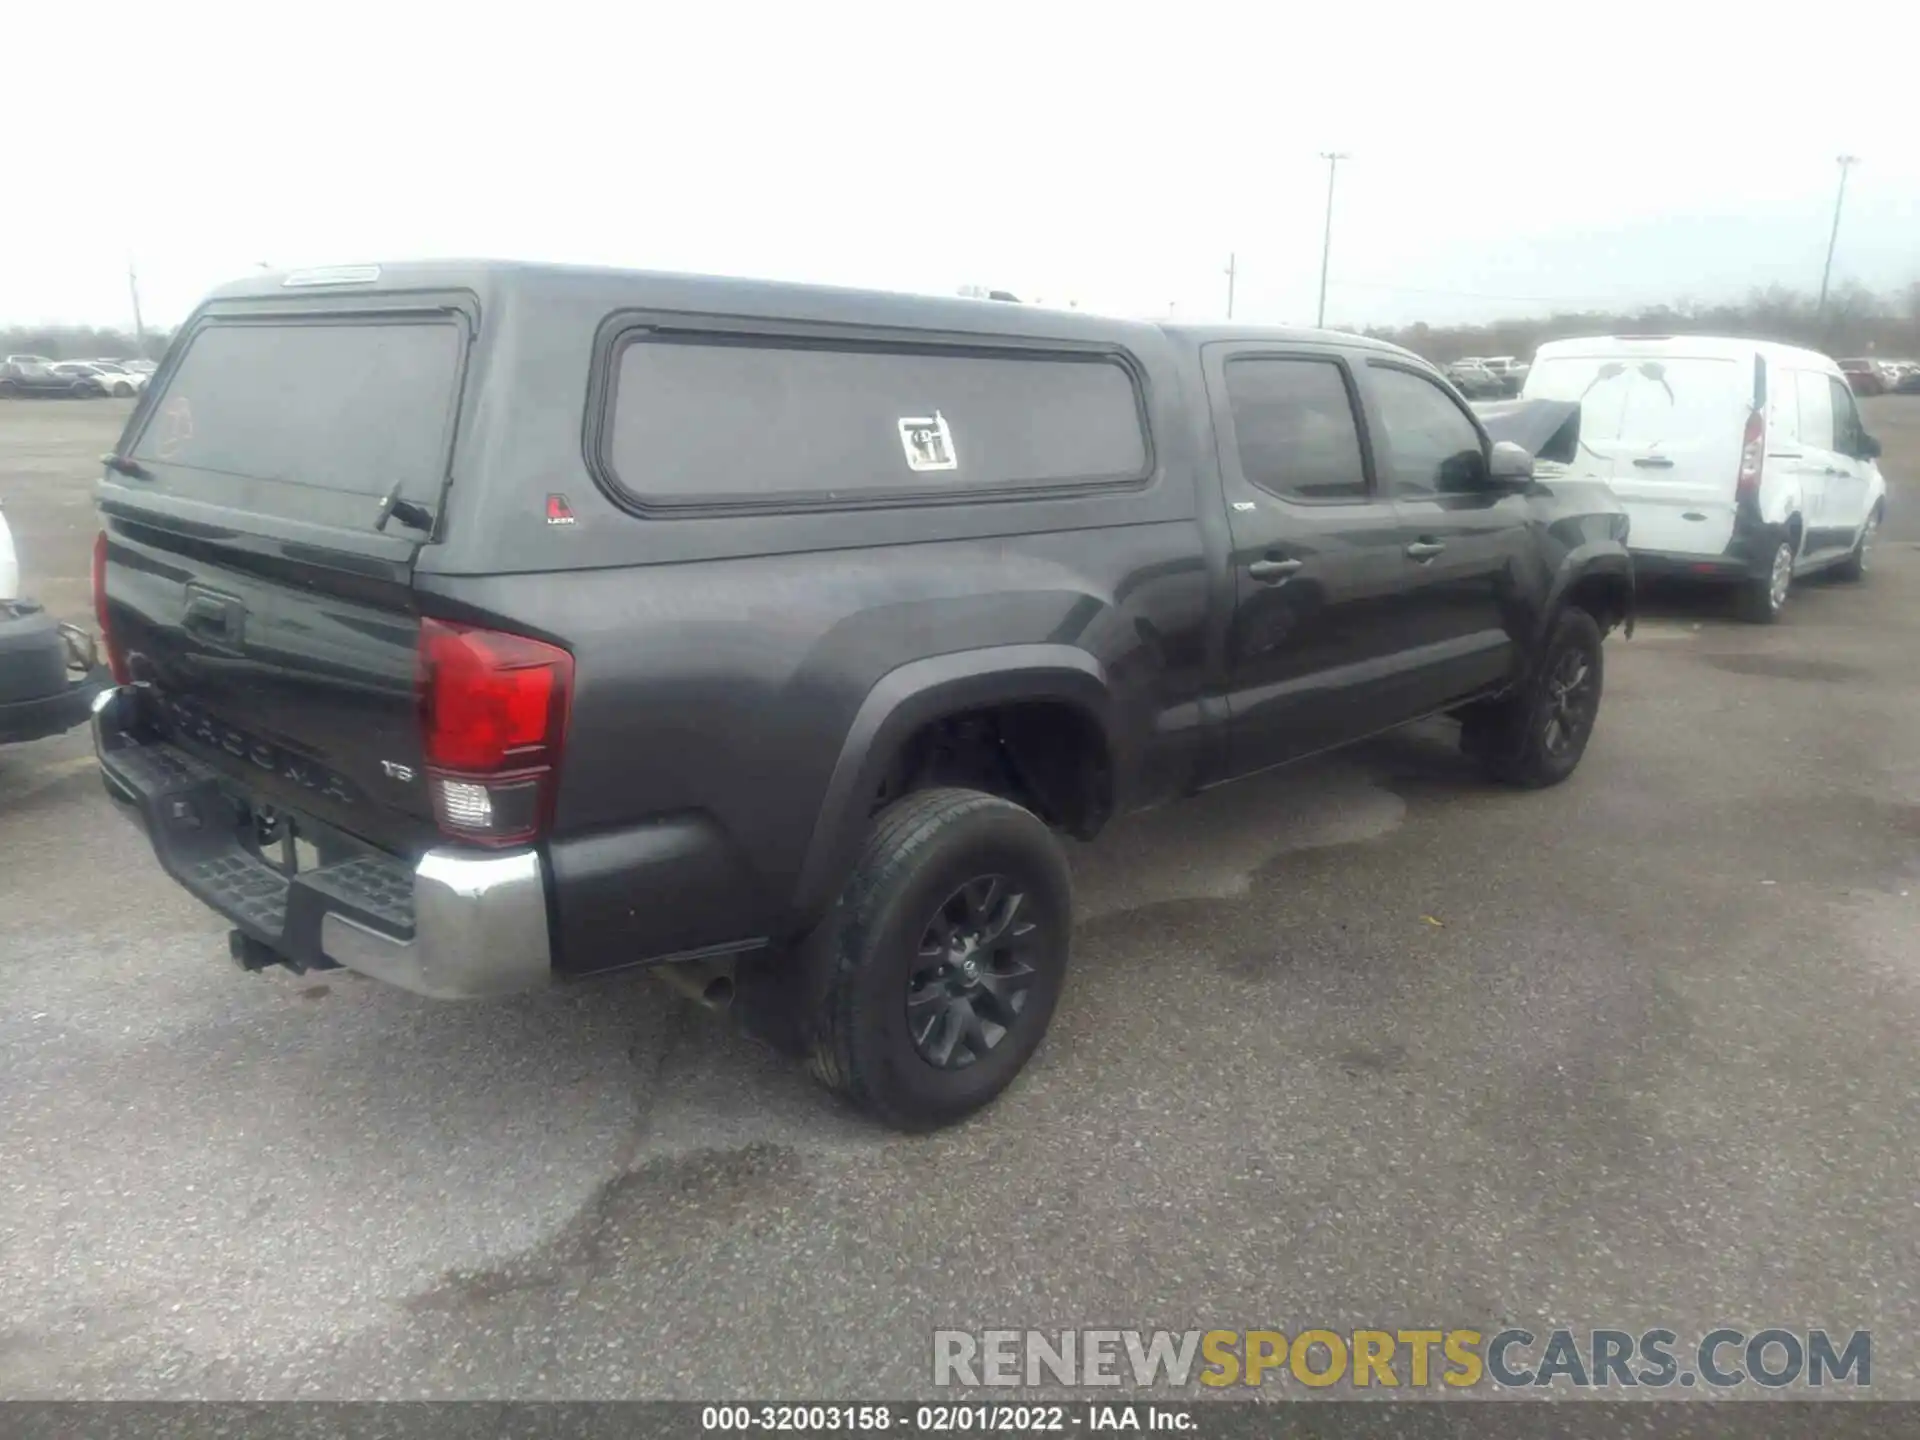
[91,262,1631,1129]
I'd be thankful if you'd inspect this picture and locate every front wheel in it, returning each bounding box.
[1461,607,1605,788]
[803,787,1072,1131]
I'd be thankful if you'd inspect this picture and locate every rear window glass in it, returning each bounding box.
[132,319,464,519]
[603,337,1149,508]
[1525,355,1745,445]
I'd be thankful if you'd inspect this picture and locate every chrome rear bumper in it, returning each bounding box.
[93,686,551,999]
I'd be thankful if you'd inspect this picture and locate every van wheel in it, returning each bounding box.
[803,787,1072,1131]
[1461,607,1604,788]
[1833,506,1881,583]
[1740,539,1796,622]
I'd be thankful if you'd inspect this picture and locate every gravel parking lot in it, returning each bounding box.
[4,396,1919,1400]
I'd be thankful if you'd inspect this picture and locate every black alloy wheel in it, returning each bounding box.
[905,874,1041,1069]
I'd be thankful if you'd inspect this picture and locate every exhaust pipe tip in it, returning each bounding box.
[653,955,739,1011]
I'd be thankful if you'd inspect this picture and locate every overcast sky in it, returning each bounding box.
[6,1,1916,331]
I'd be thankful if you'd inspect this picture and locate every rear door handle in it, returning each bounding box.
[1405,540,1446,561]
[1247,558,1303,583]
[1632,456,1675,468]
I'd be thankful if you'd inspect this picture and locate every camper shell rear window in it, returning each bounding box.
[129,315,466,532]
[597,331,1152,513]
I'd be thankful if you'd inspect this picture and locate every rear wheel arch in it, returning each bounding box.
[791,647,1118,930]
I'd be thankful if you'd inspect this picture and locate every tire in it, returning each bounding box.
[1739,536,1796,623]
[803,787,1072,1131]
[0,380,18,397]
[1461,607,1605,789]
[1832,505,1882,583]
[112,382,133,398]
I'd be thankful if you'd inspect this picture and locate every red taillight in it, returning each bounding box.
[417,619,573,846]
[91,531,130,683]
[1736,408,1765,503]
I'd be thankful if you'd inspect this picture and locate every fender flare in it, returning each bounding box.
[789,644,1116,927]
[1544,546,1635,642]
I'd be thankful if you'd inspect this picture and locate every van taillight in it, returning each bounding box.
[1735,408,1765,503]
[91,531,129,684]
[417,618,573,846]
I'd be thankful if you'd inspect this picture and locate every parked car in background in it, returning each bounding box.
[48,363,111,397]
[0,358,106,398]
[4,354,55,366]
[1524,335,1886,622]
[123,358,157,376]
[1479,356,1529,396]
[80,360,147,396]
[1838,358,1889,396]
[0,500,107,745]
[1445,359,1507,399]
[90,260,1633,1130]
[1894,364,1920,395]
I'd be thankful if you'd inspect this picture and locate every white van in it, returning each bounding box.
[1522,336,1887,622]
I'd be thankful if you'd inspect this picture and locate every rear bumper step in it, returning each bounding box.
[93,687,551,999]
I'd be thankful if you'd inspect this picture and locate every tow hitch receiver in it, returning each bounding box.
[229,929,336,976]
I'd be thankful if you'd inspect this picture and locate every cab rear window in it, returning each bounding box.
[600,335,1150,511]
[131,318,464,527]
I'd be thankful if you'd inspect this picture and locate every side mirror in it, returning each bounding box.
[1488,440,1535,485]
[1861,432,1882,461]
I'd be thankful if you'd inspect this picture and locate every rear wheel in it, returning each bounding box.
[0,379,19,397]
[803,787,1072,1131]
[112,382,134,398]
[1461,607,1604,788]
[1739,537,1796,623]
[1833,505,1881,583]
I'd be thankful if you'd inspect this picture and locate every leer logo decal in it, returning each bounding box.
[899,412,957,472]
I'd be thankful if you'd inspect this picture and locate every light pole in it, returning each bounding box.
[1316,152,1349,328]
[127,259,146,350]
[1817,154,1859,321]
[1225,252,1237,319]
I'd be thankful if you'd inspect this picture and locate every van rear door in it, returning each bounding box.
[100,304,471,858]
[1524,349,1751,558]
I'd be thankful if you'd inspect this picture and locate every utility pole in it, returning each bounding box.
[127,259,147,350]
[1316,152,1349,328]
[1817,154,1859,321]
[1225,252,1237,319]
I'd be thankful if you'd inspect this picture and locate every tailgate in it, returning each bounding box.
[99,308,471,857]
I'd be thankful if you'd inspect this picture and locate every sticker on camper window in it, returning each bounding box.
[898,412,958,472]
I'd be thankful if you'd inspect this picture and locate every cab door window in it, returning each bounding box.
[1366,365,1488,496]
[1221,357,1370,503]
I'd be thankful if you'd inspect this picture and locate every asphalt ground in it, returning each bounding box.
[2,395,1918,1399]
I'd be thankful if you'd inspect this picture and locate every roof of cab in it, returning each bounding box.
[205,260,1421,360]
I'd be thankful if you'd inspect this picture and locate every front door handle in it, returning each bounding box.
[1632,456,1675,468]
[1247,557,1303,583]
[1405,540,1447,561]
